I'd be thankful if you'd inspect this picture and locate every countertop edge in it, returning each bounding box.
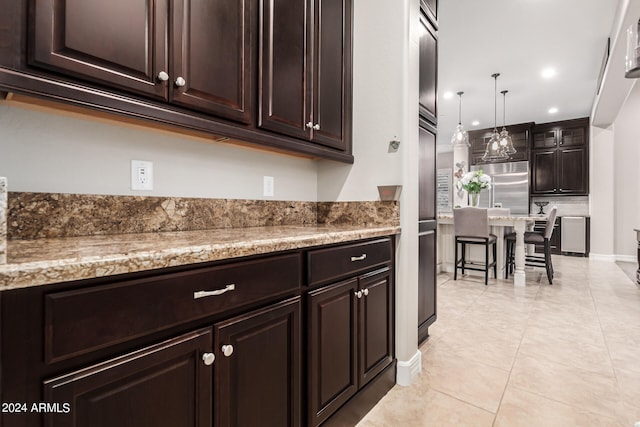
[0,226,401,291]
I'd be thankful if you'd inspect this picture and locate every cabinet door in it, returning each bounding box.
[215,298,301,427]
[43,328,212,427]
[419,125,436,220]
[469,132,490,155]
[505,129,530,162]
[558,147,588,194]
[559,127,586,147]
[30,0,168,100]
[171,0,253,123]
[531,150,557,194]
[259,0,311,140]
[418,13,438,123]
[310,0,352,150]
[358,268,394,387]
[418,230,436,343]
[532,130,557,149]
[308,278,358,427]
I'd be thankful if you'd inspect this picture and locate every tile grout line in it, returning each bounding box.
[586,266,629,425]
[491,275,544,427]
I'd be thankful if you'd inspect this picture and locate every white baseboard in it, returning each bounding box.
[616,254,637,263]
[589,253,616,262]
[396,349,421,386]
[589,253,637,263]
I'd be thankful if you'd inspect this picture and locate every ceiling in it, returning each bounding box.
[436,0,619,148]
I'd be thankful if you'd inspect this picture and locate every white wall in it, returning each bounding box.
[316,0,405,202]
[0,102,318,200]
[612,82,640,258]
[589,125,615,258]
[317,0,421,384]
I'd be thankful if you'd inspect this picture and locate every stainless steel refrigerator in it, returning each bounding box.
[471,161,529,214]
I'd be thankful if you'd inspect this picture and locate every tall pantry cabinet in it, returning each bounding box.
[418,1,438,344]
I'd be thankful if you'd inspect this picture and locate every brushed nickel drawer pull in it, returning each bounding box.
[194,284,236,299]
[351,254,367,262]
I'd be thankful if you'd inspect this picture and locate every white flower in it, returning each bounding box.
[459,170,492,193]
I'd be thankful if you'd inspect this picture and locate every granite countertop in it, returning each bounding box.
[0,224,401,291]
[437,214,541,221]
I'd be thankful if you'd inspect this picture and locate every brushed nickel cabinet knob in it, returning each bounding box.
[221,344,234,357]
[202,353,215,366]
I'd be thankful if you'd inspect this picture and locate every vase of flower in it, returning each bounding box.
[459,169,492,207]
[469,192,480,207]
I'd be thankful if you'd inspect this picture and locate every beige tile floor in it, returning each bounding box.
[357,256,640,427]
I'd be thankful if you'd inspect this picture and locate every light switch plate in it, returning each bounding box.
[131,160,153,191]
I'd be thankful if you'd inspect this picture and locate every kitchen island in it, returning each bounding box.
[437,213,540,286]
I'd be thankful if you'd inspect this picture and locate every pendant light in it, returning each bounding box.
[450,91,470,147]
[482,73,509,161]
[499,90,517,155]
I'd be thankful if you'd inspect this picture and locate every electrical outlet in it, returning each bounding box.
[263,176,274,197]
[131,160,153,191]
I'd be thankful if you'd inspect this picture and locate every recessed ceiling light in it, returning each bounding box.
[548,107,558,114]
[542,68,556,79]
[443,92,454,99]
[472,120,480,126]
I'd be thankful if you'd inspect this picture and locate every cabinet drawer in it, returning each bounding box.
[44,253,301,364]
[307,238,392,287]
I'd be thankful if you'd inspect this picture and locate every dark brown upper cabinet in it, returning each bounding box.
[532,118,587,150]
[419,123,436,220]
[419,13,438,124]
[468,122,533,165]
[531,117,589,196]
[259,0,353,151]
[30,0,253,124]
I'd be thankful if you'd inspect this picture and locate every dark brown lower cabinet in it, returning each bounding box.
[42,297,302,427]
[214,298,301,427]
[44,328,213,427]
[308,267,393,427]
[418,228,436,343]
[0,237,395,427]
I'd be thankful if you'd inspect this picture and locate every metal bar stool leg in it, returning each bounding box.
[484,243,489,285]
[454,239,459,280]
[461,243,466,275]
[492,241,497,279]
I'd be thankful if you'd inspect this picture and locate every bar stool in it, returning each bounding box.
[505,207,557,284]
[453,207,497,285]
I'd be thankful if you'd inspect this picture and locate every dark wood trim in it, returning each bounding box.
[418,314,436,344]
[531,117,590,136]
[322,361,396,427]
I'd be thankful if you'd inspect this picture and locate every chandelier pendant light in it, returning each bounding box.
[499,90,517,155]
[451,91,470,147]
[482,73,509,162]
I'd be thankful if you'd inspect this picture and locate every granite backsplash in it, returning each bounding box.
[7,192,400,240]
